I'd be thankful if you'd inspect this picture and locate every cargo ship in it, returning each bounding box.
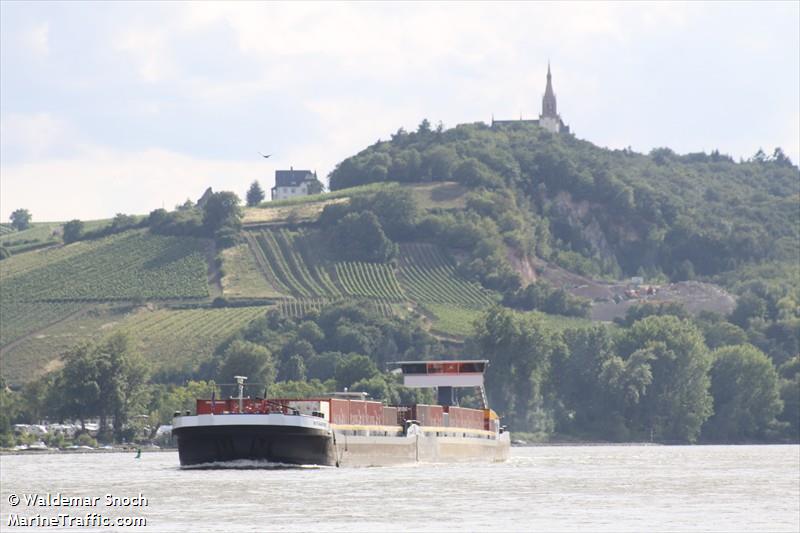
[173,360,510,467]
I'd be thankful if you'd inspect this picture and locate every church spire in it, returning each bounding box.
[541,62,557,119]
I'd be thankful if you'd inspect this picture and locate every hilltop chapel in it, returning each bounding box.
[491,63,570,134]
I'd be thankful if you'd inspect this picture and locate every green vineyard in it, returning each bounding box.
[0,305,270,386]
[1,231,209,302]
[334,262,405,300]
[0,301,86,348]
[397,243,498,308]
[248,229,406,301]
[249,229,341,298]
[245,230,497,308]
[277,298,395,318]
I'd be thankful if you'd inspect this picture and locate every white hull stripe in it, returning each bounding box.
[174,415,501,439]
[173,413,329,431]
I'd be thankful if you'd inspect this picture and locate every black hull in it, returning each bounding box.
[174,425,335,467]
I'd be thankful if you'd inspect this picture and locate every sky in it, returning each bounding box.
[1,1,798,222]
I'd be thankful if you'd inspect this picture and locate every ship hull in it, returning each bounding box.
[174,424,335,467]
[173,413,510,467]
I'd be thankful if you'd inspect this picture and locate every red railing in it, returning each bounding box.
[195,398,293,415]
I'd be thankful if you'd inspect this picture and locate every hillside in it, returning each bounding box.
[0,182,496,386]
[1,122,797,387]
[330,122,798,283]
[322,122,798,364]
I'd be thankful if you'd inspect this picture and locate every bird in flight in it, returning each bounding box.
[259,152,272,159]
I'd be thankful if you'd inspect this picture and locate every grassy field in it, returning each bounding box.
[0,218,119,250]
[220,243,284,298]
[1,230,209,301]
[0,304,270,386]
[242,198,349,226]
[424,303,601,339]
[0,223,61,247]
[424,303,484,338]
[242,182,467,226]
[256,182,396,208]
[405,182,468,210]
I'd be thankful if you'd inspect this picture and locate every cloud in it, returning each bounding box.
[23,22,50,57]
[0,113,81,161]
[113,28,174,83]
[1,147,266,221]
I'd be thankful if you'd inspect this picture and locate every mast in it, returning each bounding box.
[234,375,247,413]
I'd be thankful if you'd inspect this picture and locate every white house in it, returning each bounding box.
[270,168,321,201]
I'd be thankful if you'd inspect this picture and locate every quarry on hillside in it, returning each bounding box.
[531,258,737,321]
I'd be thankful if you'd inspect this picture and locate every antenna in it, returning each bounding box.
[234,376,247,413]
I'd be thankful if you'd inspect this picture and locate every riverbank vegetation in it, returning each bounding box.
[1,300,796,447]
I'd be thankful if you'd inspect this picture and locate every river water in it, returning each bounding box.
[1,445,797,532]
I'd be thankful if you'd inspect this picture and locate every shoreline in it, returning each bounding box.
[0,447,177,456]
[3,442,797,456]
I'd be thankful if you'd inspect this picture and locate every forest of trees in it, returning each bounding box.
[3,301,795,446]
[329,120,797,283]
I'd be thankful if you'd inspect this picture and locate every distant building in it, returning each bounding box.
[491,63,570,134]
[196,187,213,208]
[271,168,321,201]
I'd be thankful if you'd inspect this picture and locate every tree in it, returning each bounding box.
[350,189,419,241]
[53,333,148,441]
[94,333,149,440]
[279,355,307,382]
[111,213,138,231]
[147,208,169,228]
[335,354,378,390]
[306,178,325,195]
[62,219,84,244]
[307,352,342,381]
[246,181,265,207]
[297,321,325,348]
[9,208,32,231]
[329,211,396,262]
[352,374,393,402]
[218,340,275,387]
[54,344,100,430]
[777,356,799,441]
[202,191,243,235]
[473,307,562,431]
[771,147,793,167]
[701,321,748,350]
[417,118,432,134]
[554,325,621,437]
[616,316,713,443]
[702,345,783,442]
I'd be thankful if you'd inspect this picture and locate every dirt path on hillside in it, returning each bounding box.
[205,240,223,298]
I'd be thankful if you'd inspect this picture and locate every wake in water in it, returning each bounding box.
[180,459,333,470]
